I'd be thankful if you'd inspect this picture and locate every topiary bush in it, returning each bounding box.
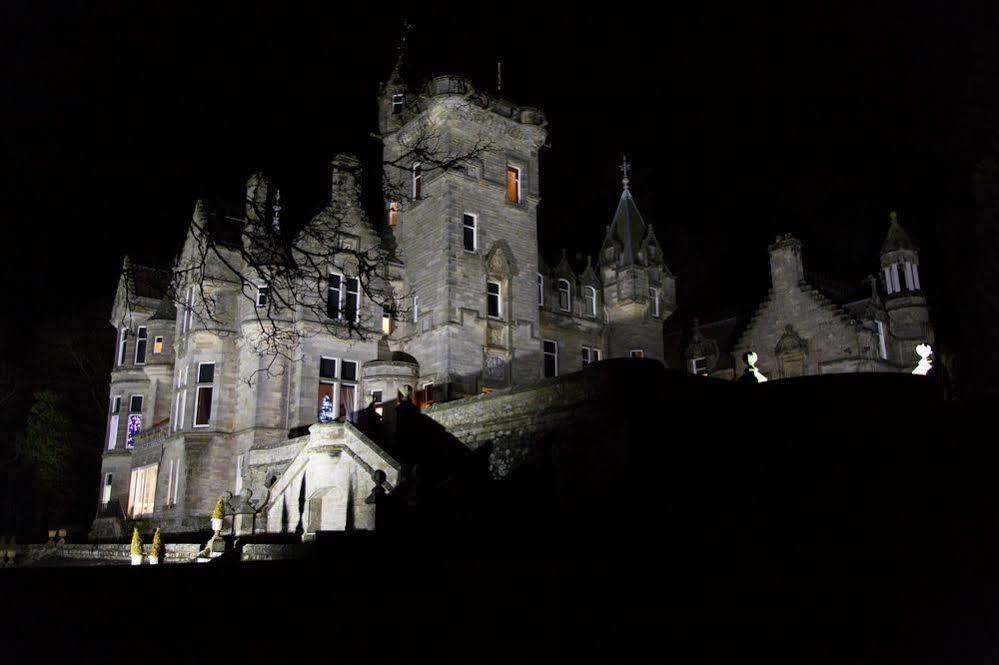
[150,528,164,558]
[130,527,143,556]
[212,497,225,520]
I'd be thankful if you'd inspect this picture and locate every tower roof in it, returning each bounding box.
[881,211,917,254]
[605,156,648,265]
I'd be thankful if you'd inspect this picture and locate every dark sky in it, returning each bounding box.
[2,2,997,393]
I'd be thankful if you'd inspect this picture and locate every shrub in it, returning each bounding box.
[150,528,164,558]
[130,527,143,556]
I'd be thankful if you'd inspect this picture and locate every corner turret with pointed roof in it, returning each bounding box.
[881,211,917,255]
[378,21,415,135]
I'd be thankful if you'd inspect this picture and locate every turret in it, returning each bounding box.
[878,211,933,365]
[768,234,805,291]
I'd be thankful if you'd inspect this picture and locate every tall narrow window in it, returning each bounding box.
[412,295,419,323]
[344,277,360,322]
[876,320,888,360]
[558,279,572,312]
[487,281,501,318]
[582,346,600,366]
[392,93,404,114]
[340,360,358,422]
[543,339,559,378]
[193,362,214,427]
[126,414,142,449]
[650,287,661,318]
[117,328,128,366]
[318,356,337,417]
[911,264,921,290]
[388,201,399,226]
[153,336,164,354]
[581,347,590,367]
[327,273,342,319]
[899,262,912,291]
[134,326,148,365]
[172,460,181,505]
[412,164,422,200]
[183,286,195,332]
[382,306,394,335]
[127,464,158,517]
[584,286,597,317]
[108,396,121,450]
[173,365,188,433]
[463,213,477,251]
[102,473,113,507]
[235,454,245,494]
[506,166,521,203]
[256,285,270,307]
[537,273,544,307]
[166,460,174,507]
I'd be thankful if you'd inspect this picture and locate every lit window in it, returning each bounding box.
[193,362,214,427]
[487,281,501,318]
[412,164,422,200]
[506,166,521,203]
[382,306,393,335]
[388,201,399,226]
[344,277,360,323]
[690,357,708,375]
[392,93,404,114]
[127,464,158,517]
[584,286,597,317]
[630,350,645,359]
[558,279,572,312]
[134,327,148,365]
[463,213,477,252]
[327,273,342,319]
[153,336,164,354]
[543,340,558,378]
[537,273,544,307]
[650,287,660,318]
[256,285,270,307]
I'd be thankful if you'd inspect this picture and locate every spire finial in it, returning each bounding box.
[620,155,631,190]
[889,210,898,223]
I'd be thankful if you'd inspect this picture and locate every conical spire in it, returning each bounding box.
[607,156,648,265]
[881,211,916,254]
[386,20,411,86]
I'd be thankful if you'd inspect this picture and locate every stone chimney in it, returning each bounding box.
[768,234,804,291]
[330,153,361,207]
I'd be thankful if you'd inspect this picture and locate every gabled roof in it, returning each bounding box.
[881,211,917,254]
[129,262,171,299]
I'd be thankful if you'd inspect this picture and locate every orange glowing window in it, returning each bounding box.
[630,350,645,359]
[388,202,399,226]
[506,166,520,203]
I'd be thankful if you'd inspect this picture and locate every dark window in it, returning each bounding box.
[134,327,147,365]
[111,396,121,414]
[543,340,558,378]
[195,387,213,426]
[341,360,358,382]
[117,329,128,366]
[129,395,144,413]
[558,279,572,312]
[487,281,501,317]
[344,278,360,322]
[392,93,403,114]
[320,357,337,381]
[327,274,342,319]
[198,363,215,383]
[257,285,270,307]
[371,390,383,405]
[897,263,909,291]
[463,214,476,251]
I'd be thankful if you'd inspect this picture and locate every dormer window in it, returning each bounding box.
[412,164,422,200]
[506,166,521,203]
[391,93,404,114]
[558,279,572,312]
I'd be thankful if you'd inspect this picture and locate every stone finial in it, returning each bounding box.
[620,155,631,190]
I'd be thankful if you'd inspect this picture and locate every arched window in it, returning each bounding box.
[584,286,597,317]
[558,279,572,312]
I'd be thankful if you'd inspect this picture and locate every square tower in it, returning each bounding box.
[379,74,548,395]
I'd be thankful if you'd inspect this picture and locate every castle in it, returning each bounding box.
[91,61,933,540]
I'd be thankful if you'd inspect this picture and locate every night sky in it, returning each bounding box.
[2,3,997,398]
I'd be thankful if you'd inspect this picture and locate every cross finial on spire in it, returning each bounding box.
[889,210,898,223]
[620,155,631,190]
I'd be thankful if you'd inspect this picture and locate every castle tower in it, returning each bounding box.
[880,211,933,365]
[598,158,675,360]
[378,68,548,394]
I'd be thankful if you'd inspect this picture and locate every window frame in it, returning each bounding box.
[344,276,360,323]
[117,328,128,366]
[690,356,708,375]
[388,201,399,227]
[557,279,572,313]
[192,362,215,428]
[537,273,544,307]
[391,93,404,114]
[412,294,419,323]
[153,336,164,354]
[543,339,559,378]
[630,349,645,359]
[487,280,502,318]
[412,163,422,200]
[506,165,522,204]
[134,326,148,365]
[650,287,661,318]
[462,213,477,252]
[876,320,888,360]
[584,286,597,317]
[129,394,144,414]
[582,346,601,366]
[256,284,270,308]
[327,271,343,320]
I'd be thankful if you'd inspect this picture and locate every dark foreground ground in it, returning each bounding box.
[6,371,999,662]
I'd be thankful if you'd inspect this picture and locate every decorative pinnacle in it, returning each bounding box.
[620,155,631,190]
[889,210,898,223]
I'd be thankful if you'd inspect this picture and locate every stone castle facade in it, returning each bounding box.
[92,62,934,540]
